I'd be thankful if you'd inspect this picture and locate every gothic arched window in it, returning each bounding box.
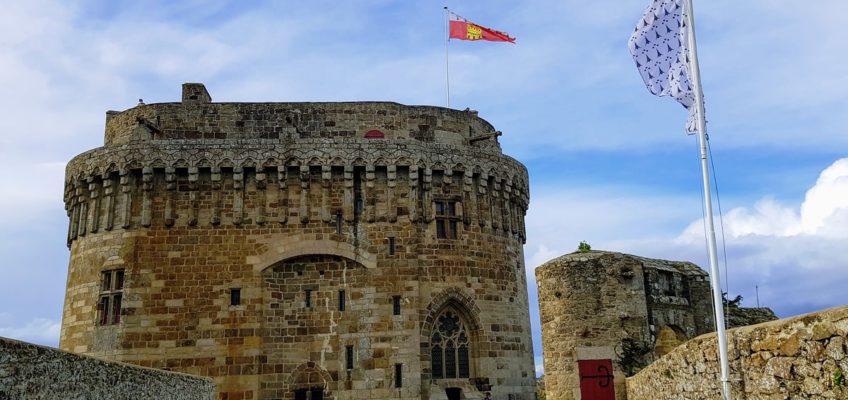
[430,309,471,379]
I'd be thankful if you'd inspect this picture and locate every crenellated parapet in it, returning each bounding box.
[63,85,530,246]
[63,143,529,245]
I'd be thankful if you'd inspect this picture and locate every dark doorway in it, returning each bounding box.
[445,387,462,400]
[294,388,324,400]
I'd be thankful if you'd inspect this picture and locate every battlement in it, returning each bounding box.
[104,83,501,147]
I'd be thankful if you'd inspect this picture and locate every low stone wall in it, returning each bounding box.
[0,336,214,400]
[627,305,848,399]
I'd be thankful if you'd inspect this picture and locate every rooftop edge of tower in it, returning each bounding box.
[103,83,504,149]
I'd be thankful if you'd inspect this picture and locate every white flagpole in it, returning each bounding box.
[444,6,451,108]
[684,0,732,399]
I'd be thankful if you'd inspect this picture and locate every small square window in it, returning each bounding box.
[230,288,241,306]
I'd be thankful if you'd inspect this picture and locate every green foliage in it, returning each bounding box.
[722,292,743,308]
[662,369,672,379]
[577,241,591,252]
[617,338,652,377]
[834,367,845,388]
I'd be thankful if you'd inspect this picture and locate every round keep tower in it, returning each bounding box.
[60,83,534,400]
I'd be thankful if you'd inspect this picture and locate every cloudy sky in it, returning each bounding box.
[1,0,846,376]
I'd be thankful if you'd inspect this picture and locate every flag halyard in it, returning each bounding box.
[629,0,698,133]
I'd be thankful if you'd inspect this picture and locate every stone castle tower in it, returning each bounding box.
[536,251,714,400]
[59,83,535,400]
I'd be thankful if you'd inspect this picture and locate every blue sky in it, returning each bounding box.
[1,0,847,377]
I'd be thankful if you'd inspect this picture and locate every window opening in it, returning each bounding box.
[98,269,124,325]
[230,288,241,306]
[430,309,471,379]
[394,363,403,388]
[345,345,354,369]
[339,289,346,311]
[435,200,459,239]
[392,295,401,315]
[353,169,363,217]
[305,289,312,308]
[335,211,343,234]
[388,236,396,255]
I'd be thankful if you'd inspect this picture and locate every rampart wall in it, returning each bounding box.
[0,336,214,400]
[626,305,848,399]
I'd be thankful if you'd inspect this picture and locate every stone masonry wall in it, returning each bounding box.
[0,336,214,400]
[537,252,651,400]
[536,251,713,400]
[59,83,535,400]
[626,305,848,399]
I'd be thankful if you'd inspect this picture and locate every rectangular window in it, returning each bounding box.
[98,296,110,325]
[111,294,122,324]
[339,289,346,311]
[355,196,363,215]
[98,269,124,326]
[305,289,312,308]
[345,345,354,369]
[335,211,343,234]
[101,271,112,291]
[230,288,241,306]
[392,295,401,316]
[431,345,443,379]
[435,200,459,239]
[388,237,395,255]
[394,363,403,388]
[115,270,124,290]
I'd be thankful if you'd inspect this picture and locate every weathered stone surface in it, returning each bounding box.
[726,306,778,329]
[0,336,214,400]
[60,83,535,400]
[536,251,714,400]
[626,305,848,399]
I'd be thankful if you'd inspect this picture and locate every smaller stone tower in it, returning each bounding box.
[536,251,713,400]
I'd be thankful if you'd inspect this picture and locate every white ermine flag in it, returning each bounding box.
[628,0,698,134]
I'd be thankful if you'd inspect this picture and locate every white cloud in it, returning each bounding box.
[679,158,848,241]
[529,158,848,319]
[0,313,61,347]
[524,186,699,270]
